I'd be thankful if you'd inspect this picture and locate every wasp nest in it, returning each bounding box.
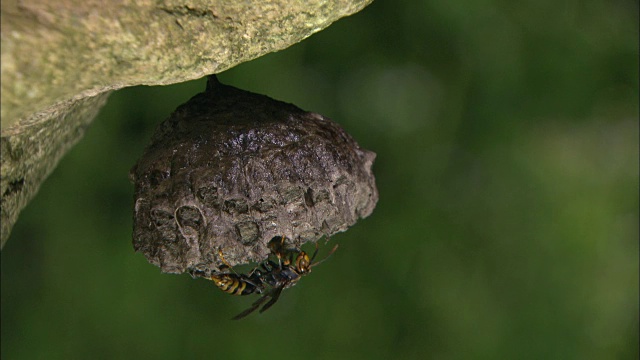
[130,76,377,275]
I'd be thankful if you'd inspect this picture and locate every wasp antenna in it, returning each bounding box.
[311,244,338,268]
[309,241,320,263]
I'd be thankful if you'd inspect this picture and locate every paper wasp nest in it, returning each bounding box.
[130,76,377,275]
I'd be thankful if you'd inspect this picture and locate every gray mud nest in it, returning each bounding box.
[130,76,378,276]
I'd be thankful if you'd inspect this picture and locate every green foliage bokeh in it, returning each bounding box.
[2,1,638,359]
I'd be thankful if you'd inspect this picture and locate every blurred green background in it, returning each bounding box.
[2,0,638,359]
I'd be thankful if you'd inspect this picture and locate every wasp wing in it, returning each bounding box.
[258,287,283,314]
[232,291,272,320]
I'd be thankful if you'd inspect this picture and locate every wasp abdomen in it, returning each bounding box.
[211,274,260,295]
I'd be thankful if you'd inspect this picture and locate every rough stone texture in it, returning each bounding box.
[130,76,378,275]
[0,0,373,247]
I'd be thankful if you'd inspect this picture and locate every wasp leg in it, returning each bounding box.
[218,248,233,267]
[259,287,283,314]
[268,235,287,267]
[261,260,273,272]
[232,293,271,320]
[242,275,265,294]
[218,248,244,277]
[246,262,262,278]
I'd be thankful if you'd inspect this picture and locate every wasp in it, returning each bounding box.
[211,236,338,320]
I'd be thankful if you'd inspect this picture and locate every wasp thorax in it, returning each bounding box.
[130,76,378,275]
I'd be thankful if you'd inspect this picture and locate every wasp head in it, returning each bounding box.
[295,251,312,274]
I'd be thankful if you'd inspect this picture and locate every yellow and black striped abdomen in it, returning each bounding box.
[211,274,256,295]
